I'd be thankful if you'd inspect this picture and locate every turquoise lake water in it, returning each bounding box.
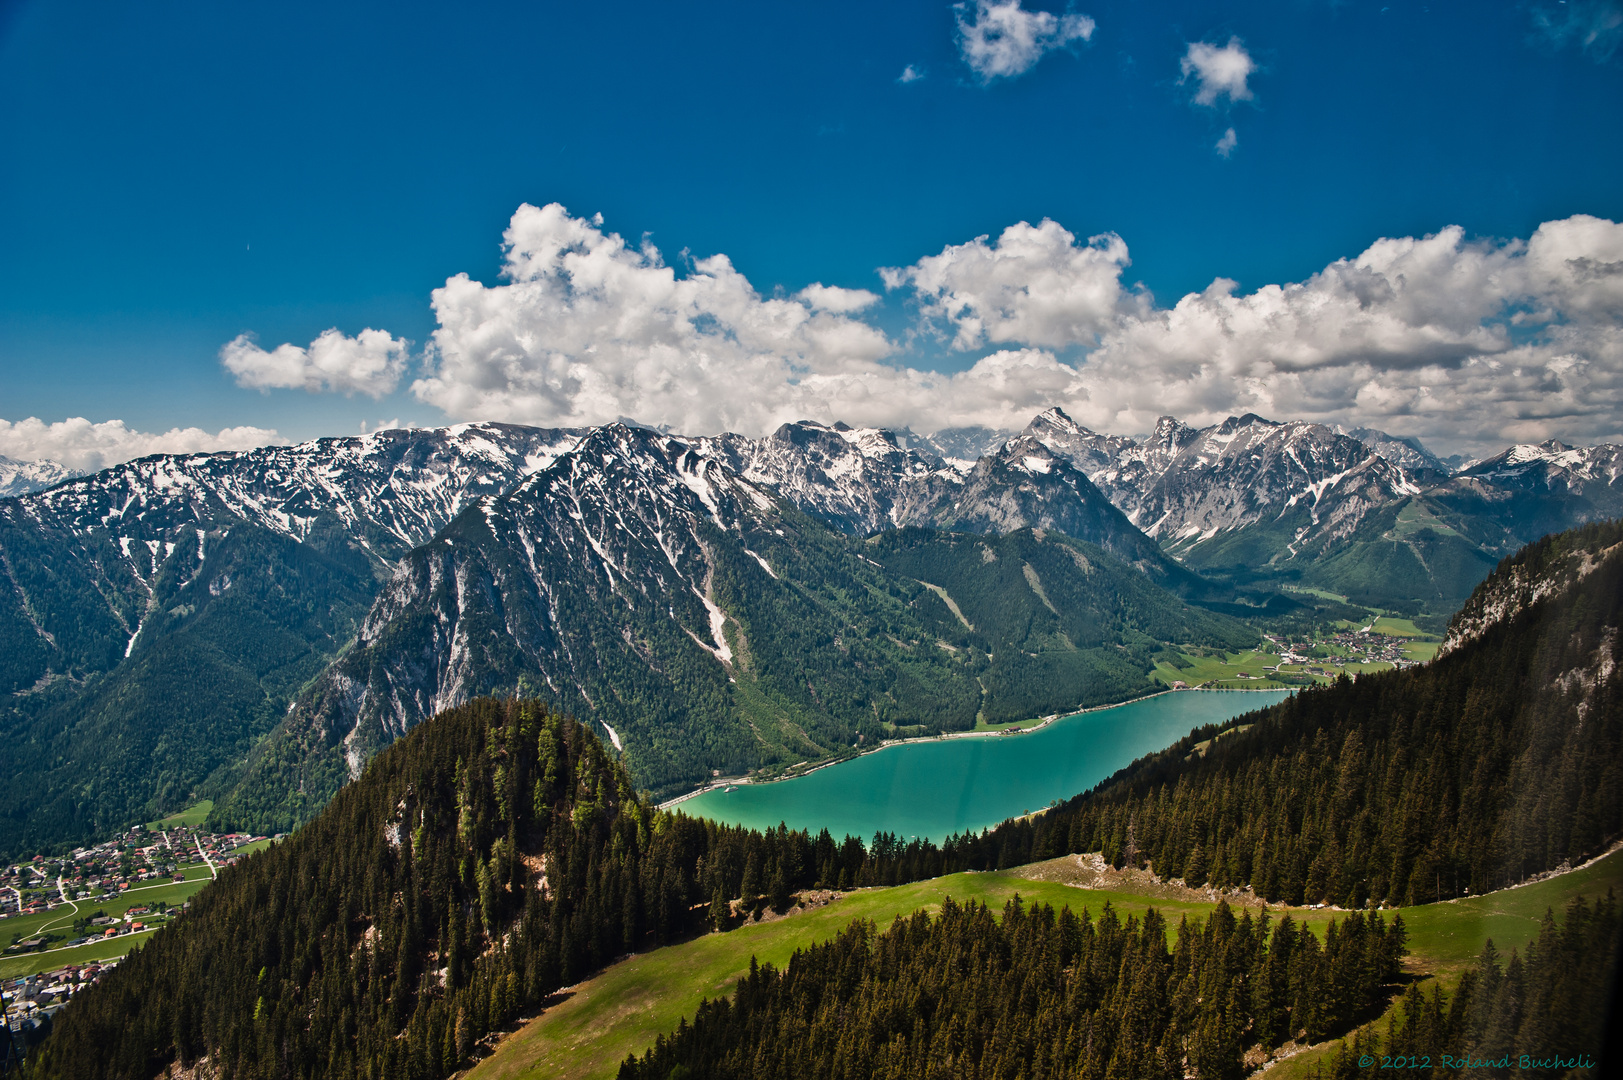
[678,690,1292,842]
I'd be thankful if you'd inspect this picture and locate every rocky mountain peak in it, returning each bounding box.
[1150,416,1199,453]
[0,455,80,498]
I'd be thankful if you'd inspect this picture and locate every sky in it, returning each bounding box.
[2,0,1621,468]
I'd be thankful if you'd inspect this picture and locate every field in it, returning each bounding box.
[0,871,215,980]
[1152,649,1296,688]
[145,800,214,830]
[970,713,1051,732]
[468,847,1623,1080]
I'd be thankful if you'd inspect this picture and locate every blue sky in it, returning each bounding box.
[2,0,1621,465]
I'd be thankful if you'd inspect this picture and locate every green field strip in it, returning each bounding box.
[470,847,1623,1080]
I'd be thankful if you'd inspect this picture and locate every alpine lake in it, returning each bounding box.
[678,689,1292,842]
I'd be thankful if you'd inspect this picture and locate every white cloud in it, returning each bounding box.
[221,327,409,398]
[1215,127,1238,157]
[411,203,898,435]
[1531,1,1623,62]
[221,205,1623,457]
[0,417,281,472]
[881,218,1140,350]
[897,64,926,83]
[1048,218,1623,454]
[955,0,1095,83]
[1181,37,1255,106]
[795,283,882,314]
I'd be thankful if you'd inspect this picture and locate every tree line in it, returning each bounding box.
[620,894,1406,1080]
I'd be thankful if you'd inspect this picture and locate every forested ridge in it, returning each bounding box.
[620,894,1407,1080]
[28,698,979,1080]
[863,521,1623,907]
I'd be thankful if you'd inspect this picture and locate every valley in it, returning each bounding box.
[18,520,1623,1080]
[5,408,1615,861]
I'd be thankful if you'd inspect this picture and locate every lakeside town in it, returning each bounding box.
[3,821,277,1043]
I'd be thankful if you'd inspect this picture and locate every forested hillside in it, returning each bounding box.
[0,523,377,859]
[30,699,961,1080]
[620,896,1406,1080]
[877,520,1623,907]
[1330,893,1619,1079]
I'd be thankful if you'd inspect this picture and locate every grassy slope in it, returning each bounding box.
[145,801,214,830]
[1269,847,1623,1078]
[470,849,1623,1080]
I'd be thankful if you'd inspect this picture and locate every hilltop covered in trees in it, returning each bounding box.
[30,700,879,1080]
[922,520,1623,905]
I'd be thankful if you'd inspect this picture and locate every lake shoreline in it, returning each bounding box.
[658,687,1287,812]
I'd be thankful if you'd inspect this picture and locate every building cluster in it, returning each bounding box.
[2,958,119,1026]
[1263,630,1420,678]
[1,825,270,923]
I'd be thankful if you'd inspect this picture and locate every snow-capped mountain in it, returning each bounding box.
[0,455,79,497]
[1015,408,1420,549]
[704,421,952,536]
[1455,441,1623,513]
[8,423,581,564]
[215,423,1252,826]
[0,423,580,688]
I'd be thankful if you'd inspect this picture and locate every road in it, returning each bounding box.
[195,837,218,879]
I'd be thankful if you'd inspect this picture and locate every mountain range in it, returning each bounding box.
[2,410,1620,852]
[31,518,1623,1080]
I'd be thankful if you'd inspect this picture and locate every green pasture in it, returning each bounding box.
[1,873,213,980]
[471,847,1623,1080]
[970,713,1052,733]
[468,871,1337,1080]
[144,800,214,831]
[1399,639,1441,662]
[1152,649,1293,689]
[1367,616,1429,638]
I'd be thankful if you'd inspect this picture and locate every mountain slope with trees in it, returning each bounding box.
[29,700,843,1080]
[933,519,1623,906]
[620,896,1406,1080]
[212,425,1256,833]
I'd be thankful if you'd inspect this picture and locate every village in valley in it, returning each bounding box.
[1154,617,1441,691]
[2,810,277,1039]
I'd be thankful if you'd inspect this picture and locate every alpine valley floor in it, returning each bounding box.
[465,846,1623,1080]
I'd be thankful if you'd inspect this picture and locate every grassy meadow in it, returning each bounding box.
[468,848,1623,1080]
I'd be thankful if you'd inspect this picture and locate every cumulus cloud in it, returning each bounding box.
[1051,217,1623,453]
[218,203,1623,457]
[411,203,899,435]
[955,0,1095,83]
[0,417,282,472]
[1531,1,1622,62]
[897,64,926,83]
[795,283,882,314]
[880,219,1141,349]
[221,327,409,397]
[1181,37,1255,106]
[1215,127,1238,157]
